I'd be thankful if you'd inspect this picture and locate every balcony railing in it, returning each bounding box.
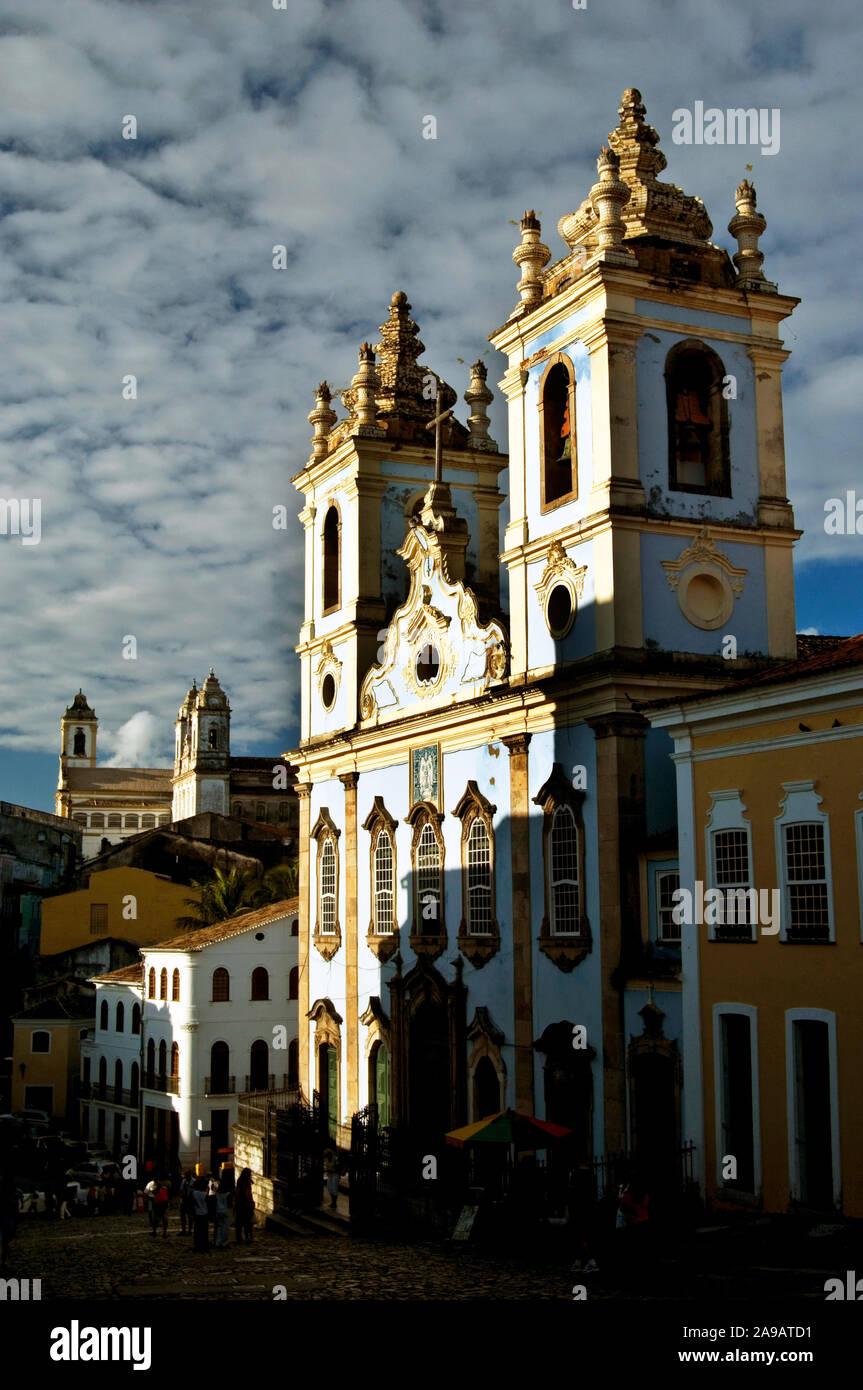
[204,1075,236,1096]
[243,1073,285,1094]
[142,1073,180,1095]
[76,1080,138,1107]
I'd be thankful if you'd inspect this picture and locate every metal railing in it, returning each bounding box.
[204,1075,236,1096]
[142,1073,180,1095]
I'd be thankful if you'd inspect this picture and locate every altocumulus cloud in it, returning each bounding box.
[0,0,860,772]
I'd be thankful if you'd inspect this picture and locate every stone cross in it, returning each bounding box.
[424,382,454,483]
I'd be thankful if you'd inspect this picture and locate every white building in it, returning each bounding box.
[80,965,144,1158]
[139,900,299,1173]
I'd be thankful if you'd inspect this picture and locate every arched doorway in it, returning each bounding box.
[473,1055,501,1120]
[371,1042,390,1127]
[409,1000,450,1145]
[249,1039,269,1092]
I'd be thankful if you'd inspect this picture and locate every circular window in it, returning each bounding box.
[678,567,733,630]
[546,583,575,639]
[321,672,336,709]
[255,932,265,941]
[416,642,441,685]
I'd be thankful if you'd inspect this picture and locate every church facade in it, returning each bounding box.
[287,90,799,1192]
[56,672,296,860]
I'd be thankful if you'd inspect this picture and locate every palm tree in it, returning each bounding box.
[244,859,299,908]
[178,866,256,929]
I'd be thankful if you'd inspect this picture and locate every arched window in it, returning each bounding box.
[212,967,230,1002]
[534,764,591,958]
[125,814,139,829]
[130,1062,139,1105]
[251,966,269,1001]
[210,1041,230,1094]
[91,813,104,829]
[322,504,341,612]
[98,1056,107,1098]
[466,819,493,934]
[232,803,242,817]
[170,1042,180,1078]
[371,1041,390,1127]
[287,1038,299,1088]
[549,806,579,935]
[115,1001,124,1033]
[73,813,88,826]
[249,1039,269,1092]
[131,1003,141,1034]
[114,1058,123,1102]
[171,968,180,1002]
[373,829,395,934]
[158,814,170,826]
[208,726,219,749]
[289,966,299,1000]
[100,1000,108,1031]
[146,1039,155,1085]
[539,355,577,511]
[158,1040,167,1078]
[320,839,337,934]
[290,918,299,937]
[108,813,122,828]
[147,968,156,999]
[410,812,443,938]
[141,813,155,828]
[31,1030,50,1054]
[666,340,731,495]
[256,802,265,820]
[159,968,168,1001]
[73,728,86,756]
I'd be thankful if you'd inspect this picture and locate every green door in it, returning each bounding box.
[375,1045,390,1128]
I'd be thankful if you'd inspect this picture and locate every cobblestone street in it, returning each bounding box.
[4,1207,860,1302]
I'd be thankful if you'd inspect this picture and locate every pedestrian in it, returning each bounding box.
[213,1176,232,1249]
[60,1181,76,1221]
[323,1149,340,1211]
[234,1168,255,1244]
[150,1180,169,1238]
[144,1174,158,1225]
[179,1170,194,1235]
[568,1157,599,1274]
[192,1176,210,1253]
[86,1184,98,1218]
[616,1172,650,1282]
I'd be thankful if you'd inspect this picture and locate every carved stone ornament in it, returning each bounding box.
[315,640,342,707]
[534,542,587,639]
[360,520,508,724]
[661,527,747,631]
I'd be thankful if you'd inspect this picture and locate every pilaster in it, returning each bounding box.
[503,732,534,1112]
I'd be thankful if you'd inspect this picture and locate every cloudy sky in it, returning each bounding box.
[1,0,861,813]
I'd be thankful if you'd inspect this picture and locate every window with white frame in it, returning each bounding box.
[549,804,579,935]
[373,829,394,934]
[656,869,681,942]
[706,790,755,941]
[775,782,833,943]
[466,818,492,934]
[416,821,442,929]
[320,838,337,934]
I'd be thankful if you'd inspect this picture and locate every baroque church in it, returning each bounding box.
[287,89,800,1187]
[56,673,295,860]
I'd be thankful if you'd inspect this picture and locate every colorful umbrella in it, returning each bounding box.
[445,1109,571,1149]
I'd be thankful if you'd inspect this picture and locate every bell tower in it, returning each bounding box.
[171,669,231,820]
[490,88,799,680]
[60,690,97,769]
[293,290,507,745]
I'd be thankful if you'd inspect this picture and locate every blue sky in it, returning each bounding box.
[0,0,861,813]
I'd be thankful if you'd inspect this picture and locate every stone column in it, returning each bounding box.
[503,733,534,1113]
[587,713,647,1154]
[296,782,312,1102]
[339,771,359,1120]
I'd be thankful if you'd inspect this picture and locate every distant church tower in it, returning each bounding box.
[60,690,97,770]
[171,669,231,821]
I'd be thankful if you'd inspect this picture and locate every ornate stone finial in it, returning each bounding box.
[728,179,776,292]
[512,209,550,312]
[589,146,635,262]
[464,359,497,452]
[372,291,427,421]
[308,380,337,462]
[349,343,385,435]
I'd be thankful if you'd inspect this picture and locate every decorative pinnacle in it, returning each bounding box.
[464,359,497,452]
[589,146,635,262]
[349,343,384,435]
[308,380,337,462]
[512,210,550,312]
[728,179,775,291]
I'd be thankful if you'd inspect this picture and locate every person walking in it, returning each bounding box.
[59,1180,76,1221]
[179,1170,194,1235]
[213,1176,232,1249]
[191,1176,210,1253]
[150,1179,169,1237]
[323,1149,340,1211]
[234,1168,255,1244]
[144,1175,158,1225]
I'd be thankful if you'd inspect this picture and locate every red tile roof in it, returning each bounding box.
[143,898,299,954]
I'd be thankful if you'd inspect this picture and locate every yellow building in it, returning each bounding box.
[11,993,94,1121]
[40,866,196,957]
[648,634,863,1217]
